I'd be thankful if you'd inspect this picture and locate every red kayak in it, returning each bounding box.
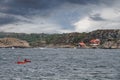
[16,59,31,64]
[17,61,27,64]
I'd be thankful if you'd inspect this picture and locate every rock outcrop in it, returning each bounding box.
[0,29,120,48]
[84,29,120,43]
[0,38,30,48]
[102,40,120,49]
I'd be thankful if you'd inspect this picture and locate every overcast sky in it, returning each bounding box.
[0,0,120,33]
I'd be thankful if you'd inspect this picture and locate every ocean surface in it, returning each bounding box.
[0,48,120,80]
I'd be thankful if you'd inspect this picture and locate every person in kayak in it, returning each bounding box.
[24,58,31,62]
[16,58,31,64]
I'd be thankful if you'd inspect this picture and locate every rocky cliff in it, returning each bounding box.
[102,40,120,49]
[85,29,120,43]
[0,38,30,48]
[0,29,120,49]
[83,29,120,49]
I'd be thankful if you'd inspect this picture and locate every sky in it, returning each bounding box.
[0,0,120,33]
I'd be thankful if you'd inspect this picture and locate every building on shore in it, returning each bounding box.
[90,39,100,48]
[78,41,87,48]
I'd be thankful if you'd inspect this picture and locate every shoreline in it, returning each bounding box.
[0,46,120,49]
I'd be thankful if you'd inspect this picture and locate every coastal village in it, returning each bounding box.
[0,29,120,49]
[78,38,101,48]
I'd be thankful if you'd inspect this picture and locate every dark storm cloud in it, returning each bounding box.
[0,17,18,25]
[0,0,115,18]
[66,0,101,4]
[0,0,113,17]
[9,0,57,10]
[0,0,59,16]
[63,0,113,5]
[0,0,113,15]
[0,0,118,32]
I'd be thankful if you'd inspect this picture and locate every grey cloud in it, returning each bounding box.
[65,0,116,6]
[0,0,61,16]
[0,16,18,25]
[0,0,120,33]
[89,14,106,21]
[0,0,116,17]
[66,0,101,5]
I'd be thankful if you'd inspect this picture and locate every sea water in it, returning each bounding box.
[0,48,120,80]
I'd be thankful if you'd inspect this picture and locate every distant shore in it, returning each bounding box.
[0,29,120,49]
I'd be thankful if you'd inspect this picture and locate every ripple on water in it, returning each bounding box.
[0,48,120,80]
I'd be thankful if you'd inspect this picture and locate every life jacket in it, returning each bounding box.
[16,59,31,64]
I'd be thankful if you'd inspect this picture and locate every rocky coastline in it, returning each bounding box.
[0,38,119,49]
[0,29,119,49]
[0,38,30,48]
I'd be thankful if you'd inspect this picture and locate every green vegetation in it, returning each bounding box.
[0,29,119,47]
[0,32,87,47]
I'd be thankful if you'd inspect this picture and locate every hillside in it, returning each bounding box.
[85,29,120,43]
[0,32,87,47]
[0,29,119,48]
[0,38,30,48]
